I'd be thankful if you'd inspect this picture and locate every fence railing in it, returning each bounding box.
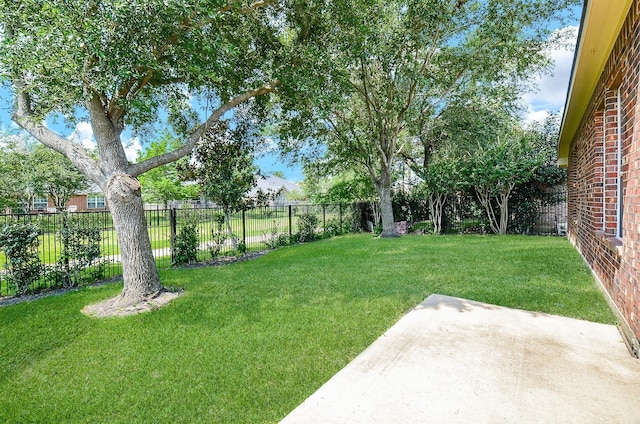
[0,190,567,297]
[0,204,358,297]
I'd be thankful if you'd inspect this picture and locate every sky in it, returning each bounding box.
[0,12,581,184]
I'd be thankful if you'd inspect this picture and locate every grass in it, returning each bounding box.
[0,234,614,423]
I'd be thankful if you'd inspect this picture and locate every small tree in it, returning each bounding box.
[57,223,103,287]
[0,134,88,212]
[468,129,543,234]
[182,120,258,252]
[32,144,88,210]
[423,146,465,234]
[508,113,567,234]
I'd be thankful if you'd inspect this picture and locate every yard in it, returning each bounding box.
[0,234,614,423]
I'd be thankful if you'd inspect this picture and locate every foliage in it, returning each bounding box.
[508,113,568,234]
[56,214,104,287]
[0,134,88,212]
[296,213,319,242]
[467,127,544,234]
[261,221,290,249]
[391,188,429,224]
[172,216,199,266]
[0,0,329,303]
[305,167,378,205]
[31,144,89,209]
[280,0,578,237]
[208,213,228,259]
[181,119,258,251]
[0,223,42,294]
[0,135,32,211]
[137,131,198,207]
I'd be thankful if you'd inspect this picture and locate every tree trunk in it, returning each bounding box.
[429,192,446,235]
[498,192,510,235]
[224,210,239,251]
[106,174,163,307]
[476,186,501,234]
[377,172,398,238]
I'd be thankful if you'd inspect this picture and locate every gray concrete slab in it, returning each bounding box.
[280,294,640,424]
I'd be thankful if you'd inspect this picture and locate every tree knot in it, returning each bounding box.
[106,174,141,203]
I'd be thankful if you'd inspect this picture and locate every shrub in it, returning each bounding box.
[297,213,319,242]
[261,221,290,249]
[209,213,227,259]
[0,223,43,295]
[173,216,199,266]
[57,217,104,287]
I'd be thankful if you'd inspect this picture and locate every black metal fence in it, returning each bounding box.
[390,186,567,236]
[0,204,359,297]
[0,190,566,297]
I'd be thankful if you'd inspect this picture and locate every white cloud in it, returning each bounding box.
[122,137,142,163]
[68,121,96,150]
[522,108,553,125]
[521,26,579,124]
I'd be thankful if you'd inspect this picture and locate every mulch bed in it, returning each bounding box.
[0,250,271,308]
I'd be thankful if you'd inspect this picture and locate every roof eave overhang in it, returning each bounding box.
[557,0,633,168]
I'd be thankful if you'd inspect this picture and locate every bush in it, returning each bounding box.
[173,216,199,266]
[51,213,105,287]
[208,213,227,259]
[297,213,319,242]
[262,221,290,249]
[57,217,104,287]
[0,223,43,295]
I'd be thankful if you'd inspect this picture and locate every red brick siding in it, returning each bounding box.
[568,0,640,354]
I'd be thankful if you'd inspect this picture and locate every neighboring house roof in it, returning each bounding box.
[248,175,301,197]
[557,0,634,167]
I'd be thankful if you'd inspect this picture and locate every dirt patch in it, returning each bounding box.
[178,250,269,269]
[81,289,183,318]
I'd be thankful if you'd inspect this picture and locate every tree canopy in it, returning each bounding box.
[137,131,198,208]
[279,0,577,236]
[0,0,331,308]
[0,133,88,212]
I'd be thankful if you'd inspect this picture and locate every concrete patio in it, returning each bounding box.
[280,294,640,423]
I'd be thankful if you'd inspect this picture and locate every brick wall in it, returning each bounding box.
[568,0,640,356]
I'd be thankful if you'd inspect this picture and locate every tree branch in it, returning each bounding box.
[11,80,102,183]
[128,81,279,177]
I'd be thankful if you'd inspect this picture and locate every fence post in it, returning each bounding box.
[242,207,246,245]
[169,208,177,263]
[288,205,293,238]
[339,204,343,230]
[323,204,326,234]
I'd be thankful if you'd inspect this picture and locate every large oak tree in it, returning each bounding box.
[0,0,318,308]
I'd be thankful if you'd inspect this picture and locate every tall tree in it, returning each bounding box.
[31,144,89,210]
[0,1,318,309]
[285,0,577,237]
[0,135,31,212]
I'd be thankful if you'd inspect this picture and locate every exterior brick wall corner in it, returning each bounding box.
[566,0,640,356]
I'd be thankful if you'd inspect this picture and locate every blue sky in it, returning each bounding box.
[0,10,581,183]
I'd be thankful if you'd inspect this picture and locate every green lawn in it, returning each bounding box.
[0,234,614,423]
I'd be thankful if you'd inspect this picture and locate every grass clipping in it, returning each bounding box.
[82,289,183,318]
